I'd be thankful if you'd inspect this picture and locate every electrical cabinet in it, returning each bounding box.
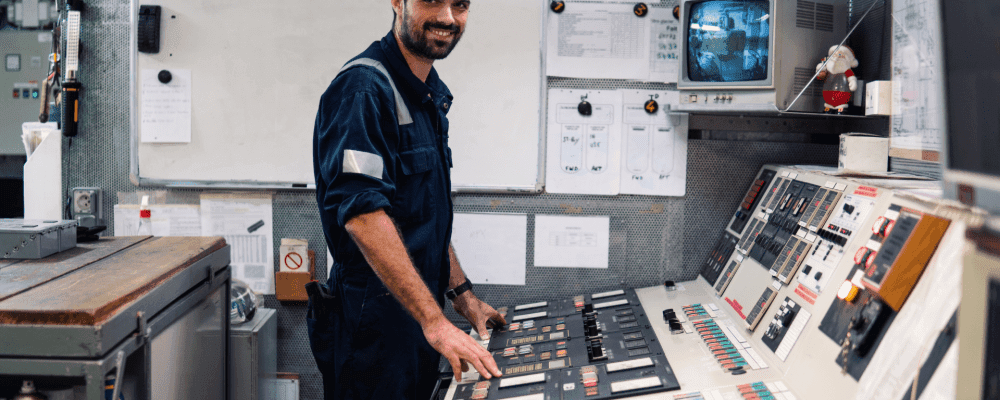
[0,30,52,155]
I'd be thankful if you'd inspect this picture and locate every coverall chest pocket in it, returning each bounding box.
[394,147,439,224]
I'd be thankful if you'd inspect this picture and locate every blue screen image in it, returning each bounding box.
[687,0,770,82]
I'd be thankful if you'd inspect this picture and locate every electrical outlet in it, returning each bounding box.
[72,187,103,228]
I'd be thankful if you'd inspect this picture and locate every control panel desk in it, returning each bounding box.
[0,236,231,400]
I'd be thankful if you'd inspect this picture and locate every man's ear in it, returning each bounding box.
[391,0,404,24]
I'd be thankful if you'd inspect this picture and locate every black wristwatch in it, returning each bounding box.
[446,280,473,300]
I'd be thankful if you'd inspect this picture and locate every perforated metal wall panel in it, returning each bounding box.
[61,1,843,398]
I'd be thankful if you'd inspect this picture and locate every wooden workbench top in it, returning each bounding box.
[0,236,226,325]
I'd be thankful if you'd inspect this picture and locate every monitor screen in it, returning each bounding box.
[686,0,770,82]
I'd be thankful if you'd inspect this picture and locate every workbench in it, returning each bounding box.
[0,236,231,400]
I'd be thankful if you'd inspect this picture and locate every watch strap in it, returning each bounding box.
[446,280,473,300]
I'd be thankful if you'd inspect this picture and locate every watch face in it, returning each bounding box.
[5,54,20,71]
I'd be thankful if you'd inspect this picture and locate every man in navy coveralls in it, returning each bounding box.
[309,0,506,398]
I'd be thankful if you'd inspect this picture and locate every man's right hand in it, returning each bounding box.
[422,316,502,382]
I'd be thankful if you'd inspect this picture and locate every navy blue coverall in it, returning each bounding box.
[310,31,455,400]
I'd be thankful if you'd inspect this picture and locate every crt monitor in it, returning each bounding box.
[676,0,847,112]
[941,0,1000,213]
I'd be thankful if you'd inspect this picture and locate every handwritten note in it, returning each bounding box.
[649,4,681,83]
[141,69,192,143]
[545,89,623,195]
[619,90,687,196]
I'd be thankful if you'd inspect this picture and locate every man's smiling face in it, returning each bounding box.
[395,0,470,61]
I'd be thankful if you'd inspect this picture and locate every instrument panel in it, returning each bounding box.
[444,165,981,399]
[447,289,681,400]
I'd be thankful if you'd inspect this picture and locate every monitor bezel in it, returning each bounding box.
[677,0,776,90]
[939,0,1000,211]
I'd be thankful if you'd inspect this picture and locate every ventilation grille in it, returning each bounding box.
[792,67,824,98]
[796,0,835,32]
[796,0,816,30]
[815,4,835,32]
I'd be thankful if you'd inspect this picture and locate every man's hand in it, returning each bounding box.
[452,292,507,341]
[422,316,502,382]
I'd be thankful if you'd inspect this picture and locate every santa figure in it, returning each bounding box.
[815,45,859,114]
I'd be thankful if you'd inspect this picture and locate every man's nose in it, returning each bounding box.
[435,4,456,26]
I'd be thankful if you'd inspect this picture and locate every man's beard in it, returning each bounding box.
[827,57,852,74]
[399,9,462,60]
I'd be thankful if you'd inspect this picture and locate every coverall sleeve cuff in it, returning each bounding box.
[337,191,393,228]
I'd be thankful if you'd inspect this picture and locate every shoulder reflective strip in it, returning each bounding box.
[342,149,384,179]
[514,301,548,311]
[498,372,546,388]
[610,376,662,393]
[592,289,626,299]
[499,394,545,400]
[338,58,413,125]
[605,357,654,372]
[593,299,629,309]
[512,311,547,321]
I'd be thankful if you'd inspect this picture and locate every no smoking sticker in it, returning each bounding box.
[284,252,304,270]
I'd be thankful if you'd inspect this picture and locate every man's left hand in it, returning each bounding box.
[453,292,507,340]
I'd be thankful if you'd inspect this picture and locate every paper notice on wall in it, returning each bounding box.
[889,0,944,160]
[546,3,679,82]
[113,204,202,236]
[619,90,687,196]
[200,193,274,294]
[452,213,528,285]
[545,89,623,195]
[546,3,651,79]
[534,215,610,268]
[649,4,681,83]
[141,69,192,143]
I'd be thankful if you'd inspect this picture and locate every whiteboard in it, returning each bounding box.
[130,0,543,191]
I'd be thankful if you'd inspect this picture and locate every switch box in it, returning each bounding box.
[1,30,52,155]
[138,5,162,53]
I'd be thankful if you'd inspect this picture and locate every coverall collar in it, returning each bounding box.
[380,30,454,107]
